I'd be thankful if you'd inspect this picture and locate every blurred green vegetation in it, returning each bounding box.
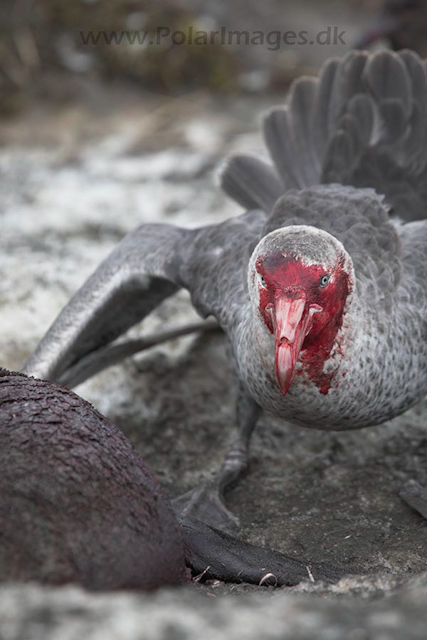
[0,0,384,113]
[0,0,241,112]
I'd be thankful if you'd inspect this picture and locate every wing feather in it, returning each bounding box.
[22,224,194,384]
[221,49,427,223]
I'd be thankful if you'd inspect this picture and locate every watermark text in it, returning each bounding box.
[79,26,346,51]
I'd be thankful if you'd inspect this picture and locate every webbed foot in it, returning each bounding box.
[172,483,240,534]
[399,480,427,519]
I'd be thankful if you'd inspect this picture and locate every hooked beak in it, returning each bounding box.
[274,294,322,396]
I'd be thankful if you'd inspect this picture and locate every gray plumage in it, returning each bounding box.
[23,49,427,422]
[22,50,427,528]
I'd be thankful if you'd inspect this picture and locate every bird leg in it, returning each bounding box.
[172,385,261,534]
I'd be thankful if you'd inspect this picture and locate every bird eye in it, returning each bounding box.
[259,274,267,288]
[320,274,330,288]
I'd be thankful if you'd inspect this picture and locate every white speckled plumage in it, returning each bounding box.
[23,50,427,436]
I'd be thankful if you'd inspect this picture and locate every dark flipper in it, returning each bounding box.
[179,516,342,587]
[399,480,427,519]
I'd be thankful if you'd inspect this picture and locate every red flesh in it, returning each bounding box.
[256,253,351,395]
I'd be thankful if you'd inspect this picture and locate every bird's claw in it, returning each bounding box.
[172,483,241,535]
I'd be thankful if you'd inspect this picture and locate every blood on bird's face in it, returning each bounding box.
[255,253,351,396]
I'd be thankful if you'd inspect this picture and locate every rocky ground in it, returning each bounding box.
[1,81,427,638]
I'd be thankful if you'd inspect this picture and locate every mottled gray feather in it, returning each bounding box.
[263,186,402,311]
[311,57,339,165]
[286,77,318,186]
[220,155,282,212]
[182,209,268,332]
[262,107,302,189]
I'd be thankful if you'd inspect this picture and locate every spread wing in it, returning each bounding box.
[22,212,266,388]
[22,224,195,386]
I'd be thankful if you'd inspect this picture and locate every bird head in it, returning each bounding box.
[248,226,354,396]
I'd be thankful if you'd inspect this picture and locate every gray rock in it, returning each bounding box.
[1,579,427,640]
